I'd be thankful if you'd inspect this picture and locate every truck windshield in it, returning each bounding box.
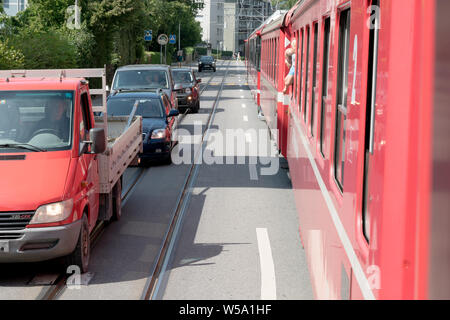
[107,98,164,118]
[112,70,169,90]
[0,91,74,151]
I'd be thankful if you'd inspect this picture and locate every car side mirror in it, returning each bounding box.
[168,109,179,117]
[88,128,106,154]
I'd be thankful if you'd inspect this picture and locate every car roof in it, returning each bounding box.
[116,64,171,71]
[108,91,162,99]
[172,68,193,72]
[200,55,214,59]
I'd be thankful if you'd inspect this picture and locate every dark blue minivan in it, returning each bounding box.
[107,91,179,164]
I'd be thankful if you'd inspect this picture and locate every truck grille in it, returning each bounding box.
[0,233,23,240]
[0,212,34,231]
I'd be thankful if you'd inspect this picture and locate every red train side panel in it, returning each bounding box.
[247,0,447,300]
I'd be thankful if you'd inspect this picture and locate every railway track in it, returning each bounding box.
[141,60,231,300]
[36,61,227,300]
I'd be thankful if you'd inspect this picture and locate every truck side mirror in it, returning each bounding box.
[89,128,106,154]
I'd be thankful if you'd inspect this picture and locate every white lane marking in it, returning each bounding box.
[242,103,247,109]
[243,115,248,122]
[289,106,376,300]
[148,61,232,300]
[256,228,277,300]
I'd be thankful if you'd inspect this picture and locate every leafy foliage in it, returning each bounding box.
[0,0,203,69]
[0,41,25,69]
[10,30,78,69]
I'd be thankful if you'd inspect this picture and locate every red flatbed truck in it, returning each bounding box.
[0,68,142,272]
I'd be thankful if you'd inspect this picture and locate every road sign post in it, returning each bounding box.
[144,30,152,42]
[158,34,169,64]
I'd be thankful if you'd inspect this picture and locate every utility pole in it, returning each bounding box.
[75,0,79,28]
[178,22,181,52]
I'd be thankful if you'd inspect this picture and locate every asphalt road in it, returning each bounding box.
[0,61,313,300]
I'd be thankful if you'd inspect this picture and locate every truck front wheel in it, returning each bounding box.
[64,214,90,273]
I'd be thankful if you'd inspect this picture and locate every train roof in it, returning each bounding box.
[287,0,309,24]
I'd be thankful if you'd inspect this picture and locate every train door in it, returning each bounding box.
[360,0,380,246]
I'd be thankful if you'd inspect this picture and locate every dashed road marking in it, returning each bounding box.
[256,228,277,300]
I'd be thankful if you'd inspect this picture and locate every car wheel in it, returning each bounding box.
[64,214,90,273]
[163,152,172,165]
[193,101,200,113]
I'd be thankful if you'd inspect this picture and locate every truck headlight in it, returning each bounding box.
[30,199,74,224]
[151,129,166,139]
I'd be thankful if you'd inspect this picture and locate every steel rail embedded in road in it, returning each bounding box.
[141,60,231,300]
[39,61,228,300]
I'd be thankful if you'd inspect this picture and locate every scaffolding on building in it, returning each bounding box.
[235,0,274,53]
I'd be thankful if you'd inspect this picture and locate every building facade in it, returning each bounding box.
[196,0,274,54]
[235,0,273,53]
[196,0,225,51]
[2,0,28,16]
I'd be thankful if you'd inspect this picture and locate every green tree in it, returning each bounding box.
[0,41,25,69]
[0,0,202,68]
[147,0,202,54]
[10,30,78,68]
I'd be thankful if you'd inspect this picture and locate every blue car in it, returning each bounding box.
[107,91,179,164]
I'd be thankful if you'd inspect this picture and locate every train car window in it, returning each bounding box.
[263,40,265,74]
[299,29,304,113]
[271,39,274,82]
[275,38,278,85]
[273,38,276,83]
[270,38,273,82]
[256,37,261,72]
[311,22,319,136]
[334,8,351,191]
[362,0,380,242]
[320,17,331,158]
[269,39,272,81]
[303,26,310,122]
[294,32,299,100]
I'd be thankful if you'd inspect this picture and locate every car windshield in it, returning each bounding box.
[107,98,164,118]
[0,91,74,151]
[172,70,193,83]
[112,70,169,90]
[200,56,214,62]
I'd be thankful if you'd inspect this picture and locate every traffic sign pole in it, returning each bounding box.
[157,34,169,65]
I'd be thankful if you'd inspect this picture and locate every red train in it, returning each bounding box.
[246,0,450,300]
